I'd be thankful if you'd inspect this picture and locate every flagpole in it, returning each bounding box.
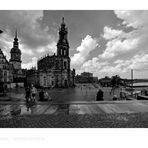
[131,69,133,96]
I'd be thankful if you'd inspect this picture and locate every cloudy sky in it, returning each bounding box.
[1,10,148,79]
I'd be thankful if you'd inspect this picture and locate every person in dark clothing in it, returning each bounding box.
[96,89,104,101]
[112,95,118,101]
[0,84,5,96]
[39,89,44,101]
[25,86,31,103]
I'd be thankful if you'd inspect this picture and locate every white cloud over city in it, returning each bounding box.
[1,10,148,78]
[71,35,98,66]
[22,57,37,69]
[76,10,148,78]
[0,10,56,67]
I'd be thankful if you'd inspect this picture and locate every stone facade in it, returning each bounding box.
[75,72,98,83]
[0,48,13,87]
[26,68,39,87]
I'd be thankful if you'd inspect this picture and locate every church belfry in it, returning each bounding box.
[10,29,22,70]
[57,17,69,57]
[14,29,19,48]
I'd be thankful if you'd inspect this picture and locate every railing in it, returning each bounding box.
[0,100,143,105]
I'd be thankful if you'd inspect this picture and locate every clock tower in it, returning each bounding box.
[10,30,22,70]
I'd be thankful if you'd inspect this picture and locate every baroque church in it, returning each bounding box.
[0,30,26,88]
[27,17,75,88]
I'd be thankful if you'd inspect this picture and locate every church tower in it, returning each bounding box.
[57,17,69,57]
[10,30,22,70]
[56,17,71,87]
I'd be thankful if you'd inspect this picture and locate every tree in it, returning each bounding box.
[111,75,121,88]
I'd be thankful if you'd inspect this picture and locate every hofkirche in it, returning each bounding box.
[27,17,76,88]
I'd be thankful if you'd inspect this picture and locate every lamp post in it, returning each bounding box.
[131,69,133,97]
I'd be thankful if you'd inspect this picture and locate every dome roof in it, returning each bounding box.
[10,47,21,54]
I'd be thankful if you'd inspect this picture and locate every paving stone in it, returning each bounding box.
[0,113,148,128]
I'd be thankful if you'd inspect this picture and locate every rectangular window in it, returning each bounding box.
[64,61,67,69]
[4,71,7,82]
[64,50,66,56]
[44,77,46,86]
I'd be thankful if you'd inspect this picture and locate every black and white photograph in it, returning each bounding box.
[1,9,148,128]
[2,0,148,147]
[1,0,148,130]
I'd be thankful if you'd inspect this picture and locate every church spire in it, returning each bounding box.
[13,29,19,48]
[10,29,21,68]
[15,29,18,39]
[61,17,66,29]
[62,17,65,25]
[62,17,64,23]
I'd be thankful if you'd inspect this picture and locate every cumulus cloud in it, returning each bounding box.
[99,24,140,59]
[71,35,98,66]
[2,50,10,61]
[99,37,139,59]
[0,29,12,51]
[102,26,124,40]
[0,11,52,48]
[100,53,148,75]
[80,51,148,78]
[0,11,56,57]
[98,11,148,60]
[81,57,108,76]
[37,41,57,54]
[126,53,148,70]
[0,10,60,68]
[114,10,148,28]
[0,29,35,58]
[79,11,148,78]
[22,57,37,69]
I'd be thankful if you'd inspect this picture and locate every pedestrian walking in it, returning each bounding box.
[31,84,37,102]
[44,91,49,101]
[25,86,31,103]
[44,90,52,101]
[39,88,44,101]
[96,89,104,101]
[113,95,118,101]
